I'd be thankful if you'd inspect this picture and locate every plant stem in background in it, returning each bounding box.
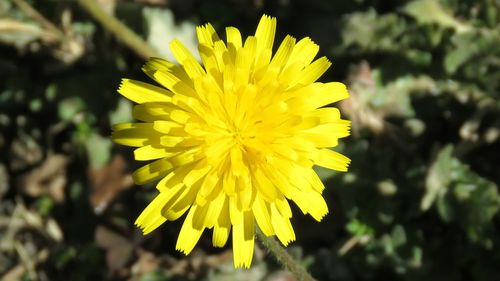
[77,0,160,59]
[256,228,317,281]
[11,0,64,41]
[11,0,64,38]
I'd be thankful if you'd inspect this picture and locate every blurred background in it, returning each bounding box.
[1,0,500,280]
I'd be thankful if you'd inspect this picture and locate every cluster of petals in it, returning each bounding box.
[112,15,350,268]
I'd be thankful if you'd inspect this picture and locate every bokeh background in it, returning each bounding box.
[1,0,500,280]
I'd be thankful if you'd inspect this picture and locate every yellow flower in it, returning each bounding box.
[112,15,350,268]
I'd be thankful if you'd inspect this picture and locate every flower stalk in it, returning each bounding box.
[256,228,317,281]
[77,0,161,59]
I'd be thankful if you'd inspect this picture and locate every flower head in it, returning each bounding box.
[112,15,350,268]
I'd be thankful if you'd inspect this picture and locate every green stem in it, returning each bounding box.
[77,0,161,59]
[11,0,64,40]
[256,228,317,281]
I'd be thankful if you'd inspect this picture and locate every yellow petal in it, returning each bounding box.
[132,102,174,122]
[213,40,228,73]
[155,161,198,192]
[162,179,200,220]
[282,135,315,153]
[305,168,325,193]
[252,168,278,202]
[232,210,255,268]
[285,37,319,70]
[132,158,173,185]
[213,224,230,247]
[142,57,175,74]
[262,163,300,199]
[196,171,220,205]
[308,107,341,122]
[160,135,201,148]
[199,187,225,228]
[176,206,204,255]
[135,184,186,234]
[236,175,255,210]
[111,123,160,147]
[237,36,257,71]
[134,145,175,161]
[118,79,172,104]
[313,148,351,172]
[183,162,211,187]
[270,143,299,161]
[142,57,191,84]
[170,109,192,124]
[192,203,209,229]
[159,136,184,147]
[172,94,207,117]
[163,164,208,216]
[196,23,219,46]
[293,56,331,86]
[152,70,197,97]
[223,171,236,196]
[255,15,276,54]
[111,122,140,131]
[198,44,219,74]
[213,196,231,247]
[270,203,295,246]
[229,195,241,225]
[304,191,328,221]
[153,120,182,134]
[170,39,205,78]
[300,122,350,148]
[286,82,349,112]
[226,26,242,50]
[252,195,274,236]
[275,194,292,218]
[135,192,168,234]
[279,61,303,86]
[314,82,350,106]
[270,35,296,70]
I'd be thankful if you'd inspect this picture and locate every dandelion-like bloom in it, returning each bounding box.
[112,15,350,268]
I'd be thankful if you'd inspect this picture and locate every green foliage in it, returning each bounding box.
[403,0,470,32]
[423,145,500,244]
[1,0,500,280]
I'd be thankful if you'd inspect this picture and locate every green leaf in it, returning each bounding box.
[58,97,85,121]
[342,9,406,51]
[346,219,375,237]
[85,132,112,168]
[109,99,132,125]
[391,225,407,248]
[421,144,500,242]
[403,0,470,33]
[444,33,480,74]
[421,145,453,211]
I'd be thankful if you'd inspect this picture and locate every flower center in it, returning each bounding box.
[233,131,244,144]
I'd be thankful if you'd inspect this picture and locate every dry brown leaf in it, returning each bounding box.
[95,225,134,273]
[45,218,63,242]
[130,249,160,277]
[17,154,68,202]
[1,248,49,281]
[9,137,43,172]
[88,154,133,214]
